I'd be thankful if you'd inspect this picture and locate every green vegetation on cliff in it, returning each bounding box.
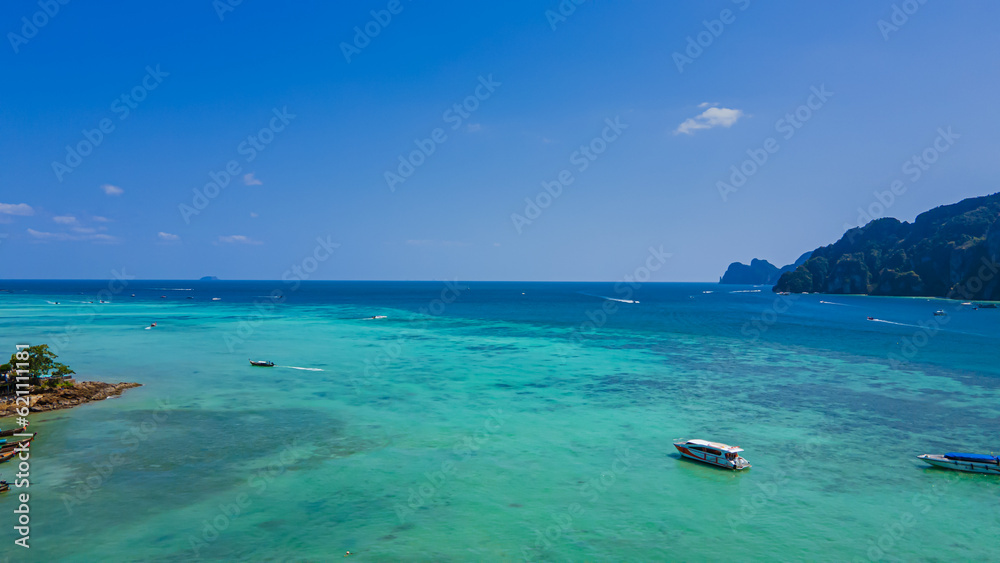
[774,193,1000,299]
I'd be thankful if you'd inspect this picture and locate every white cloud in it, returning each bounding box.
[405,239,470,247]
[250,212,259,218]
[218,235,261,245]
[101,184,124,195]
[0,203,34,216]
[243,173,262,186]
[158,232,180,241]
[53,215,77,224]
[27,228,65,240]
[73,227,97,234]
[27,228,118,243]
[92,216,111,222]
[674,106,745,135]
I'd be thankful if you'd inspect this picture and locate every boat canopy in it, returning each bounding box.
[944,452,998,463]
[685,439,743,453]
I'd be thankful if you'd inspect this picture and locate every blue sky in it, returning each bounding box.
[2,0,998,281]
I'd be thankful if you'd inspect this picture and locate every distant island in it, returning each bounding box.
[199,276,220,281]
[720,253,810,285]
[773,192,1000,299]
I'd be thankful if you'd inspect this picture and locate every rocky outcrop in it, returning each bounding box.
[721,252,811,285]
[774,192,1000,299]
[0,381,141,416]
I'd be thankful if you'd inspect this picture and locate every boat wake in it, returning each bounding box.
[820,301,851,306]
[867,318,923,328]
[281,366,324,371]
[729,290,761,293]
[579,292,639,304]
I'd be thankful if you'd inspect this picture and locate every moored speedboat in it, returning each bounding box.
[933,310,947,316]
[674,439,751,470]
[917,452,1000,474]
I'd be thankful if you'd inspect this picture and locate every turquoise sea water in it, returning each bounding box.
[0,280,998,562]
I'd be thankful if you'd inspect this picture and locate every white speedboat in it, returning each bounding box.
[674,439,751,470]
[934,310,947,316]
[917,452,1000,474]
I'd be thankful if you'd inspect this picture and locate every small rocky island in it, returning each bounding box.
[0,345,140,417]
[721,253,811,285]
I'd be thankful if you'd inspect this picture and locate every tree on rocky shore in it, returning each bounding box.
[0,344,75,392]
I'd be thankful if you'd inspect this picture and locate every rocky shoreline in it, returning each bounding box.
[0,381,141,417]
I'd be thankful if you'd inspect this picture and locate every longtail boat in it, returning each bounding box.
[0,434,36,453]
[0,425,27,438]
[0,451,15,464]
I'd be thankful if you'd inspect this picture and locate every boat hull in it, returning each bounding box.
[918,455,1000,474]
[674,443,750,470]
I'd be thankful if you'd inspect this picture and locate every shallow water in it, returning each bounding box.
[0,281,998,561]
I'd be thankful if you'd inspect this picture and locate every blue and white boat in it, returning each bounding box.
[917,452,1000,474]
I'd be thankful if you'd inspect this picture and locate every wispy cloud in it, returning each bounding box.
[0,203,34,216]
[92,215,111,222]
[218,235,262,245]
[674,105,745,135]
[101,184,124,196]
[405,239,471,247]
[250,212,259,218]
[243,173,262,186]
[53,215,77,224]
[27,228,117,243]
[158,232,180,241]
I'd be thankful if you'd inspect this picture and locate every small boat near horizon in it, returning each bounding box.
[934,310,947,316]
[918,452,1000,474]
[249,360,275,367]
[673,439,751,470]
